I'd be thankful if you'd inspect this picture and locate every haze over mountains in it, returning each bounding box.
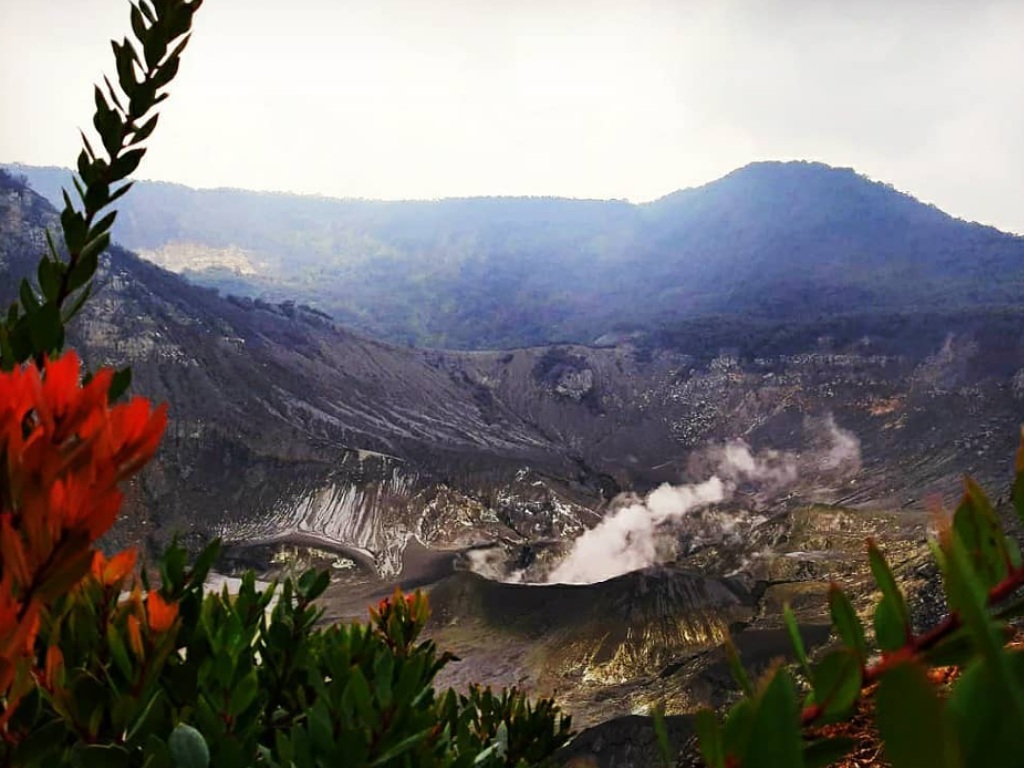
[10,160,1024,350]
[4,162,1024,752]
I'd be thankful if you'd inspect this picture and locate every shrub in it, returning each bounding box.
[1,517,571,766]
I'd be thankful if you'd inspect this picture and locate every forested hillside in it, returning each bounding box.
[11,161,1024,349]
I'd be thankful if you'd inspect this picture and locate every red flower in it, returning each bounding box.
[0,351,167,704]
[2,352,166,572]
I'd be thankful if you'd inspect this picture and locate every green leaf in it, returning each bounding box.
[743,669,803,768]
[62,282,93,323]
[138,0,157,24]
[651,704,672,768]
[168,724,210,768]
[94,96,124,160]
[112,39,140,91]
[783,603,813,681]
[95,82,114,117]
[804,737,857,768]
[297,568,330,601]
[307,699,335,756]
[44,227,61,260]
[229,673,259,716]
[1013,427,1024,527]
[942,530,1024,723]
[69,231,110,287]
[953,476,1010,588]
[130,83,156,121]
[695,708,725,768]
[1007,537,1022,569]
[37,258,62,302]
[87,210,118,244]
[11,720,68,765]
[164,28,193,68]
[161,540,189,593]
[0,332,14,372]
[809,649,862,722]
[104,74,127,114]
[724,636,753,696]
[868,541,911,650]
[494,720,509,758]
[343,668,377,728]
[828,584,867,660]
[60,189,84,243]
[80,136,99,171]
[876,662,957,768]
[73,743,130,768]
[187,539,221,589]
[111,147,147,180]
[130,112,160,145]
[126,690,165,743]
[144,737,174,768]
[143,27,168,70]
[108,366,133,402]
[28,303,65,356]
[73,175,88,207]
[151,55,182,91]
[874,595,907,652]
[66,254,97,295]
[8,315,35,363]
[107,621,134,680]
[19,278,40,313]
[78,149,97,184]
[131,2,149,42]
[922,627,978,668]
[368,727,433,767]
[946,652,1024,768]
[84,180,111,212]
[109,180,135,205]
[471,743,501,765]
[374,651,394,708]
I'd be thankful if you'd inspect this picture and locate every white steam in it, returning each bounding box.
[546,477,728,585]
[813,413,861,473]
[545,416,861,585]
[711,442,798,487]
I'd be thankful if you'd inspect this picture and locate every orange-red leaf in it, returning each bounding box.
[146,591,179,634]
[92,547,137,586]
[127,614,144,657]
[44,645,64,690]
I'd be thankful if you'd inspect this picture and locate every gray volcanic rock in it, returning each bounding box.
[4,171,1023,570]
[557,714,696,768]
[3,169,1021,759]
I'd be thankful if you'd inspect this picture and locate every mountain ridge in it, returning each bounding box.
[7,159,1012,230]
[10,159,1024,349]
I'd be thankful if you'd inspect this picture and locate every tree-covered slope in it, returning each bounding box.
[10,161,1024,349]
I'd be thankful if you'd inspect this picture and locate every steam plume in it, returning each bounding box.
[546,477,727,585]
[546,418,860,585]
[813,413,861,473]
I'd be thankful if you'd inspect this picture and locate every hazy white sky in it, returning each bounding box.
[2,0,1023,232]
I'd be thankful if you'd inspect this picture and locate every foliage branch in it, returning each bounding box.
[695,433,1024,768]
[0,0,202,381]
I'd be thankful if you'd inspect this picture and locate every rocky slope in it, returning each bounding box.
[3,169,1023,759]
[0,171,588,560]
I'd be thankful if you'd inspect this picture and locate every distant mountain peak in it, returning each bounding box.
[655,159,913,207]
